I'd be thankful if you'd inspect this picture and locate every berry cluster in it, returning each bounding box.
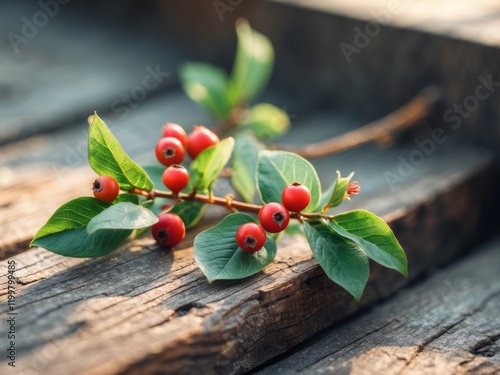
[91,122,220,249]
[153,123,219,248]
[236,182,311,253]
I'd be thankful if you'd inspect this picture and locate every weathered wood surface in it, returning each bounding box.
[255,236,500,375]
[0,137,496,374]
[270,0,500,47]
[0,1,181,144]
[1,1,499,374]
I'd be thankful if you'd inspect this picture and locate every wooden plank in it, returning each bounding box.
[0,137,496,374]
[0,2,182,144]
[255,236,500,375]
[269,0,500,47]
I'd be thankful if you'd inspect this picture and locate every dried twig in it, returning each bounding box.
[268,85,442,159]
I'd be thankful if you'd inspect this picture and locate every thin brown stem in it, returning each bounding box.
[129,188,336,220]
[268,85,442,159]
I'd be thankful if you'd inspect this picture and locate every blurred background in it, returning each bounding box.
[2,0,500,158]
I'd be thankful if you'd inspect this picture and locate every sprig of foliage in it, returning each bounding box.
[32,113,407,299]
[31,21,408,300]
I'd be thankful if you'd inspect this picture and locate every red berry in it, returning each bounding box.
[258,202,290,233]
[186,126,219,159]
[92,175,120,203]
[151,213,186,248]
[236,223,267,252]
[161,122,188,146]
[155,137,185,166]
[162,164,189,193]
[281,182,311,212]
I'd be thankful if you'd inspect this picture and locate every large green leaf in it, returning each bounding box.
[31,197,133,257]
[231,134,263,203]
[329,210,408,277]
[239,103,290,141]
[194,213,277,282]
[320,171,354,212]
[87,202,158,234]
[179,62,232,119]
[229,20,274,106]
[257,150,321,212]
[304,220,369,300]
[189,137,235,192]
[88,113,154,191]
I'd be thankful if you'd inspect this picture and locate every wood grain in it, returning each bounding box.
[0,141,496,374]
[255,236,500,375]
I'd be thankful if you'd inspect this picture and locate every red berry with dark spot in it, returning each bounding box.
[161,122,188,146]
[258,202,290,233]
[186,126,219,159]
[281,182,311,212]
[151,213,186,248]
[92,175,120,203]
[162,164,189,193]
[155,137,185,166]
[236,223,267,252]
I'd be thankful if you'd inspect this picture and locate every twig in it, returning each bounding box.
[268,85,442,159]
[129,188,336,220]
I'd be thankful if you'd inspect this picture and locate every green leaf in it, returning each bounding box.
[194,213,277,282]
[169,201,206,229]
[304,220,369,300]
[189,137,235,192]
[87,202,158,234]
[239,103,290,141]
[229,20,274,106]
[88,113,154,191]
[321,171,354,211]
[231,134,264,203]
[329,210,408,277]
[31,197,132,257]
[257,150,321,212]
[179,62,232,119]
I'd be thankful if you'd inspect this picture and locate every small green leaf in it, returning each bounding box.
[194,213,277,282]
[179,62,232,119]
[257,150,321,212]
[169,201,206,229]
[189,137,235,192]
[329,210,408,277]
[304,220,369,300]
[88,113,154,191]
[229,20,274,106]
[87,202,158,234]
[231,134,264,203]
[321,171,354,211]
[239,103,290,141]
[31,197,132,257]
